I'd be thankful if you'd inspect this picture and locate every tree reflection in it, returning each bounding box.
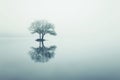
[29,41,56,63]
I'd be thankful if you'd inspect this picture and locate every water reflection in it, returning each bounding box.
[29,41,57,63]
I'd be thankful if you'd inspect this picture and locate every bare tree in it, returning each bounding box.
[29,20,56,41]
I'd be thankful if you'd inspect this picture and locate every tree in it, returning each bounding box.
[29,20,57,41]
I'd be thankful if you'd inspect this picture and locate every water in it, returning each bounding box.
[0,36,120,80]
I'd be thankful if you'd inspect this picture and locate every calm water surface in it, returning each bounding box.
[0,37,120,80]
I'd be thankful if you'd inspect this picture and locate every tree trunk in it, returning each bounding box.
[42,34,44,40]
[39,34,41,39]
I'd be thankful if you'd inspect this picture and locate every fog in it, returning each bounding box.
[0,0,120,80]
[0,0,120,39]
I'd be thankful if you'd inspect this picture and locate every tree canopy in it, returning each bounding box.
[29,20,56,40]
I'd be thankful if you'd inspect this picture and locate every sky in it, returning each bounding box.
[0,0,120,39]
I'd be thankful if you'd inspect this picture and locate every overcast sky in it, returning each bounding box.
[0,0,120,38]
